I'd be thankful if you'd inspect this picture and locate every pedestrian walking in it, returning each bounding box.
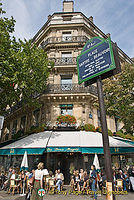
[90,165,97,200]
[30,162,44,200]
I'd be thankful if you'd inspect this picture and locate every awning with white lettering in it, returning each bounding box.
[0,131,134,155]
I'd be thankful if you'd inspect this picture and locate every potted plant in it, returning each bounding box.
[56,115,77,130]
[83,124,96,132]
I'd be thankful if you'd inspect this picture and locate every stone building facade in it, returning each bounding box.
[1,1,133,143]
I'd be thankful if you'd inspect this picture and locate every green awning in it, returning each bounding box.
[1,131,134,156]
[47,147,81,152]
[81,147,134,154]
[0,148,46,155]
[46,146,134,154]
[59,104,73,108]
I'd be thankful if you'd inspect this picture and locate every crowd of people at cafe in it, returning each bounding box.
[0,163,134,200]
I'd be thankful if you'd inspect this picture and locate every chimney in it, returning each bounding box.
[106,33,111,38]
[48,15,51,20]
[89,16,93,23]
[63,1,74,12]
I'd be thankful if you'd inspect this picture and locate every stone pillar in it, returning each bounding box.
[92,108,98,127]
[46,152,51,170]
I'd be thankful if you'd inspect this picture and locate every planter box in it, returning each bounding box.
[56,126,76,131]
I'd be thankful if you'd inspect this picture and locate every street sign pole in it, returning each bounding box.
[97,76,115,200]
[77,36,121,200]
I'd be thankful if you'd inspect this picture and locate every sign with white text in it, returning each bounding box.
[82,36,104,53]
[77,37,116,84]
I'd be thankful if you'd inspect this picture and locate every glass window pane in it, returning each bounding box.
[62,32,71,41]
[33,109,40,126]
[12,120,17,135]
[60,104,73,116]
[20,116,26,130]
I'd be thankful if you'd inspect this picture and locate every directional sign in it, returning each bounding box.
[77,37,116,84]
[82,36,105,53]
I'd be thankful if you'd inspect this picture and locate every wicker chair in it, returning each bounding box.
[115,179,123,191]
[48,178,57,193]
[8,179,20,195]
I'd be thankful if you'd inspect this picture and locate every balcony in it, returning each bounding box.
[50,57,76,66]
[5,84,97,117]
[44,84,98,96]
[41,36,89,48]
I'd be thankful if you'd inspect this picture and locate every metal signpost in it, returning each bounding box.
[77,37,121,200]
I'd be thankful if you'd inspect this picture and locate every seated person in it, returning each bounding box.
[79,169,84,189]
[55,169,64,191]
[74,170,80,191]
[1,171,7,190]
[8,170,19,194]
[124,171,129,191]
[44,171,53,191]
[82,171,89,191]
[70,175,75,190]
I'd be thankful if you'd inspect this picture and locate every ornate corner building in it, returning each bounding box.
[1,1,133,143]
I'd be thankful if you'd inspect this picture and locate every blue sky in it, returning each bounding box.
[2,0,134,58]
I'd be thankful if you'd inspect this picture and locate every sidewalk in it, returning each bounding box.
[0,190,134,200]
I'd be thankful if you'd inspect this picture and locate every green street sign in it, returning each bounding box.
[77,37,116,84]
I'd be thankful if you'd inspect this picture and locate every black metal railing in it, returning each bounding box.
[41,36,89,48]
[5,84,97,117]
[49,57,76,65]
[44,83,98,96]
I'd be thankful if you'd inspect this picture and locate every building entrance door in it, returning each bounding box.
[56,152,83,184]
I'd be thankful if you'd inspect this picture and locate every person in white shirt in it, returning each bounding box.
[31,162,44,200]
[10,170,16,180]
[42,169,49,176]
[55,169,64,191]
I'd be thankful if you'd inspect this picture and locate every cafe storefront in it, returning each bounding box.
[0,131,134,183]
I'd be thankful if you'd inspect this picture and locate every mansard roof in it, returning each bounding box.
[32,11,133,64]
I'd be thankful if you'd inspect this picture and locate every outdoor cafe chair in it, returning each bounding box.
[8,179,20,195]
[48,178,57,193]
[115,179,123,191]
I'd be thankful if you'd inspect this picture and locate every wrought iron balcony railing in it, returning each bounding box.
[44,84,98,96]
[5,84,97,117]
[49,57,76,65]
[41,36,89,48]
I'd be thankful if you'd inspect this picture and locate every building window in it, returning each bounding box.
[115,117,120,132]
[60,104,73,115]
[4,123,10,141]
[33,109,40,126]
[62,31,71,41]
[61,52,72,64]
[63,16,72,21]
[5,133,9,141]
[12,120,17,135]
[97,109,101,127]
[61,75,72,90]
[20,116,26,131]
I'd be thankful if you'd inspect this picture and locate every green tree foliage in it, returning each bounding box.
[103,63,134,134]
[0,3,53,114]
